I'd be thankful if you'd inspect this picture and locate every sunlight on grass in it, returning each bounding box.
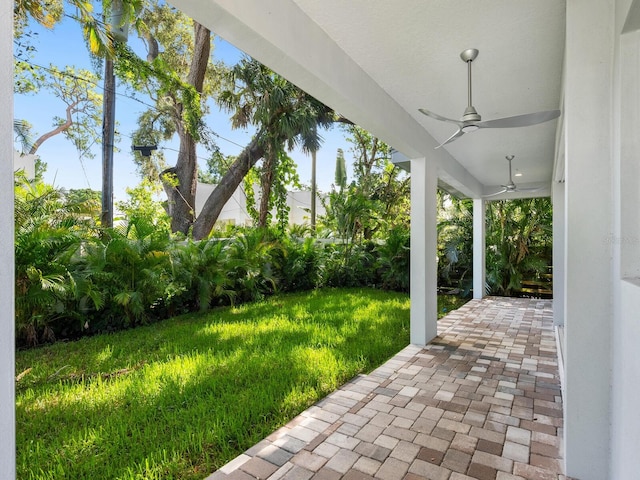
[16,288,413,480]
[95,344,114,363]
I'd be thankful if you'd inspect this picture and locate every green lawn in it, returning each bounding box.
[16,288,413,479]
[437,293,469,316]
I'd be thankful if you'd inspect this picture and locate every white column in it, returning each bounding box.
[564,1,614,478]
[472,198,486,299]
[552,181,565,327]
[410,157,438,345]
[0,0,15,476]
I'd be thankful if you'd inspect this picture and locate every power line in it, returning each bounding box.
[14,57,251,152]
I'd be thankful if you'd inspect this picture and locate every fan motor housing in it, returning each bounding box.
[462,106,481,123]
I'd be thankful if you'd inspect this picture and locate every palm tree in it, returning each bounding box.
[13,120,33,153]
[192,58,336,239]
[14,0,140,57]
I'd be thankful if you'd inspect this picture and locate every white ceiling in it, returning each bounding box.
[171,0,566,199]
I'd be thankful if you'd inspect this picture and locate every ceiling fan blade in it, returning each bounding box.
[483,188,508,198]
[435,128,465,149]
[517,186,544,193]
[476,109,561,129]
[418,108,462,126]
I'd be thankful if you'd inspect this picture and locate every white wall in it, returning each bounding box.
[195,182,250,226]
[563,1,615,478]
[286,190,326,226]
[611,280,640,478]
[195,183,326,228]
[619,14,640,280]
[1,0,16,476]
[14,151,36,179]
[610,1,640,477]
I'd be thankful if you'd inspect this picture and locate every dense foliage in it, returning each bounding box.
[14,176,410,347]
[15,170,554,347]
[437,191,553,297]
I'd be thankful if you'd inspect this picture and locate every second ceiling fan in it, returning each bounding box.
[419,49,560,149]
[484,155,543,197]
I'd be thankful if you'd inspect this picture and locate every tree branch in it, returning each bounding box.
[29,99,80,154]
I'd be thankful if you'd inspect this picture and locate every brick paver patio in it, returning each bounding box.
[206,297,572,480]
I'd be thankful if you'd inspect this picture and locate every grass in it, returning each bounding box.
[15,288,467,480]
[437,293,469,316]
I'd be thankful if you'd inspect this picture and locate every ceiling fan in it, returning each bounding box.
[419,49,561,149]
[484,155,543,198]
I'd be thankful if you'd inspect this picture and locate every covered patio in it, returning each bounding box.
[2,1,640,478]
[207,297,569,480]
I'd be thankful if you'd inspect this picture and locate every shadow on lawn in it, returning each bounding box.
[17,288,410,480]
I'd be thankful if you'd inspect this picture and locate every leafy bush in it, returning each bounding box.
[14,177,94,345]
[13,177,418,346]
[375,225,410,292]
[485,198,552,296]
[437,193,473,296]
[319,241,377,288]
[226,229,279,302]
[76,218,173,333]
[275,236,320,292]
[167,238,235,313]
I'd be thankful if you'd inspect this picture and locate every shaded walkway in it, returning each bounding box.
[207,297,571,480]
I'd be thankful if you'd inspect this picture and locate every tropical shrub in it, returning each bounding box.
[437,192,473,296]
[75,218,173,333]
[274,236,320,292]
[320,241,377,288]
[167,238,235,313]
[320,186,374,245]
[14,176,96,345]
[226,228,279,302]
[485,198,552,296]
[116,179,171,233]
[375,225,410,292]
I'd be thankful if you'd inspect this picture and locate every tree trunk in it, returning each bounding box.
[258,149,276,228]
[167,126,198,234]
[166,21,210,235]
[192,136,265,240]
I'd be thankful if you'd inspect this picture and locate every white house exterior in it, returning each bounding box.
[13,151,36,179]
[195,182,326,227]
[3,2,639,479]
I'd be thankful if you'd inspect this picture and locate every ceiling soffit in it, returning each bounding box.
[171,0,566,198]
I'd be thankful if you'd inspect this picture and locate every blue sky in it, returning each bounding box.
[13,12,352,202]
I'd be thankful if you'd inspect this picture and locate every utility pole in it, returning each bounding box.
[311,148,317,232]
[101,0,129,228]
[101,57,116,228]
[310,124,318,233]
